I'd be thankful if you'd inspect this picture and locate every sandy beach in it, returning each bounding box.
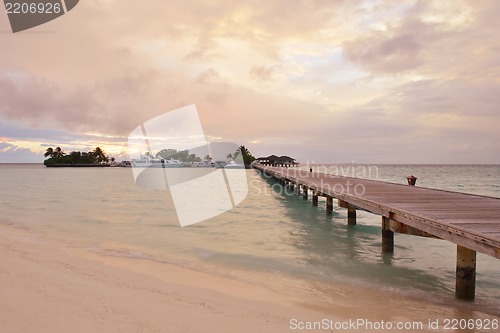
[0,223,327,333]
[3,221,500,333]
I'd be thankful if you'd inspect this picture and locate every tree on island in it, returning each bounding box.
[54,146,65,158]
[44,146,65,158]
[155,148,202,163]
[153,146,256,166]
[43,146,109,166]
[238,145,256,167]
[44,147,54,158]
[69,151,82,163]
[93,147,108,163]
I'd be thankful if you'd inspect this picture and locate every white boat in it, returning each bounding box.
[131,154,183,168]
[216,160,245,169]
[192,161,214,168]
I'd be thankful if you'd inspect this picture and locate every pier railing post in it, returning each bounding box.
[456,245,476,300]
[382,216,394,253]
[406,175,417,186]
[326,196,333,213]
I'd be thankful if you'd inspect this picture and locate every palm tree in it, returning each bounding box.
[93,147,108,163]
[226,153,233,161]
[204,155,212,162]
[238,145,255,167]
[44,147,54,158]
[53,146,65,158]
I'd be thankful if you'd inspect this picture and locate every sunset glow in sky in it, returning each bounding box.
[1,0,499,163]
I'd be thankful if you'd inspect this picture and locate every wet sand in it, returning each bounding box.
[1,223,497,333]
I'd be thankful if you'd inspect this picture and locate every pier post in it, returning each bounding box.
[326,197,333,213]
[406,175,417,186]
[455,246,476,300]
[347,208,356,225]
[312,191,318,206]
[382,216,394,253]
[338,200,357,225]
[303,186,308,199]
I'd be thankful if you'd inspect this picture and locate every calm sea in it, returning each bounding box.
[1,163,499,323]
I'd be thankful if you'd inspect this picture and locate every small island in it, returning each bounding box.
[42,145,257,168]
[43,146,113,167]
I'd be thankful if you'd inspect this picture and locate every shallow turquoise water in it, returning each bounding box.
[1,163,499,319]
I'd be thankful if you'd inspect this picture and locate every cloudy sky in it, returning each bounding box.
[1,0,499,163]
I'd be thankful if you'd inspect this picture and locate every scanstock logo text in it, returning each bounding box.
[3,0,79,33]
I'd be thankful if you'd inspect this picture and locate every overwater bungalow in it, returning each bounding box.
[254,155,298,167]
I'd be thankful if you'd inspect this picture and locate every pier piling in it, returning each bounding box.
[382,216,394,253]
[326,196,333,213]
[456,246,476,300]
[338,200,357,225]
[312,191,318,206]
[347,208,357,226]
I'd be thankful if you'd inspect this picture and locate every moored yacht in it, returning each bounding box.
[131,154,183,168]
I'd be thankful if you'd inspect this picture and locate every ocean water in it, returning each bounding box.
[1,163,499,324]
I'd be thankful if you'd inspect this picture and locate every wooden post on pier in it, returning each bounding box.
[382,216,394,253]
[326,196,333,213]
[312,191,318,206]
[347,208,356,226]
[302,186,308,199]
[338,200,357,225]
[456,245,476,300]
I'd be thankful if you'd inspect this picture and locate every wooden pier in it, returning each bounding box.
[253,165,500,300]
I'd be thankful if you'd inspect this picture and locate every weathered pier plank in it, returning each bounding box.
[254,165,500,300]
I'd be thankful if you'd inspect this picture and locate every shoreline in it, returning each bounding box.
[2,223,499,332]
[44,164,112,167]
[0,223,328,332]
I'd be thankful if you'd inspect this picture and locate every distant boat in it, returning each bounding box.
[192,161,214,168]
[131,154,183,168]
[216,160,245,169]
